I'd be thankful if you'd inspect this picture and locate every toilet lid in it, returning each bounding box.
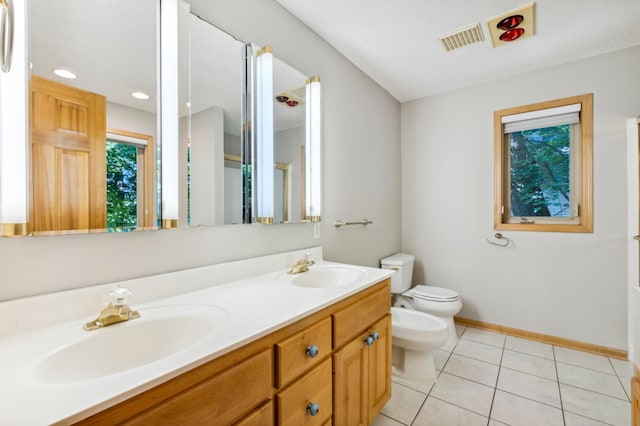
[410,285,459,302]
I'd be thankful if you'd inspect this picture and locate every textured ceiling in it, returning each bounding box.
[275,0,640,102]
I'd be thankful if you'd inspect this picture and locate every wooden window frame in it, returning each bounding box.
[493,93,593,233]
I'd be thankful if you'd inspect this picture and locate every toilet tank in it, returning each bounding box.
[380,253,415,294]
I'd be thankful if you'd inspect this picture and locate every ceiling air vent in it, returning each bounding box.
[439,22,485,52]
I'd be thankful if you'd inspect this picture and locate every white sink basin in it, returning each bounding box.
[292,264,366,288]
[33,304,228,383]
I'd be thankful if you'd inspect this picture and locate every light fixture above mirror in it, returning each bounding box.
[305,76,321,222]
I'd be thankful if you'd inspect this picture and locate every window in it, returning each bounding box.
[494,94,593,232]
[106,129,155,232]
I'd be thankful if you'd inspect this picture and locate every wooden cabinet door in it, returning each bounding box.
[333,330,368,426]
[333,314,392,426]
[30,75,106,232]
[367,314,392,421]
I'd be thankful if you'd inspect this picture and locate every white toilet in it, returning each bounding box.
[381,253,449,388]
[381,253,463,341]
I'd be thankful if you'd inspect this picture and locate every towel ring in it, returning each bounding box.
[487,233,510,247]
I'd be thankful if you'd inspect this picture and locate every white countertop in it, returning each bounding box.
[0,248,393,425]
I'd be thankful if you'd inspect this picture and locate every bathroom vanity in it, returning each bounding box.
[78,279,391,425]
[0,248,393,425]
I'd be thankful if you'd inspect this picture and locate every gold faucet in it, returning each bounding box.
[83,286,141,331]
[288,252,315,274]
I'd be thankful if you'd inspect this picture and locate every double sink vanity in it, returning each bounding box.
[0,247,393,425]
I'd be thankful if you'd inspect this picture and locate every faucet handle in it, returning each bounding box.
[109,285,132,307]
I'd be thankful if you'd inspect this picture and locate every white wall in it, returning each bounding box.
[190,107,224,227]
[0,0,401,301]
[402,46,640,350]
[627,118,639,359]
[106,103,156,138]
[276,126,303,222]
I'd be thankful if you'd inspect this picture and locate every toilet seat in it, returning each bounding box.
[409,285,459,302]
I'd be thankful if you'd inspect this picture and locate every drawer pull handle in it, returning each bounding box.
[364,336,374,347]
[307,402,320,416]
[370,331,380,341]
[306,344,319,358]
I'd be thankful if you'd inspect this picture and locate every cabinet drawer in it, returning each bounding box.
[333,281,390,348]
[233,401,274,426]
[275,316,332,387]
[276,358,332,426]
[126,349,273,425]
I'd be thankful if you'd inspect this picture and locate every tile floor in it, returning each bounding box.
[372,325,632,426]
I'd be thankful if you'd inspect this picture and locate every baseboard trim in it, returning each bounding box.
[454,316,628,360]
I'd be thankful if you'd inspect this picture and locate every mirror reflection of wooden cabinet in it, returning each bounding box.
[30,76,107,233]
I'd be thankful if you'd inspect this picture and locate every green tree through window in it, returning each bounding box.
[509,125,571,217]
[107,141,137,231]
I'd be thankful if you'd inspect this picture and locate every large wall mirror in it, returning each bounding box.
[181,10,322,226]
[242,44,322,225]
[1,1,320,236]
[179,10,244,226]
[28,0,159,235]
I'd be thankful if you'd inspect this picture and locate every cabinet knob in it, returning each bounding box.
[370,331,380,341]
[307,402,320,416]
[306,344,319,358]
[364,336,374,347]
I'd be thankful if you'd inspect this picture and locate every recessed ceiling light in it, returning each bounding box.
[53,68,76,79]
[131,91,150,100]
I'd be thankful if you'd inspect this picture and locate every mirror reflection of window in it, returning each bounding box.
[106,130,155,232]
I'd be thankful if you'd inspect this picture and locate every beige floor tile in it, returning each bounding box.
[504,335,554,359]
[392,374,435,394]
[381,330,633,426]
[609,357,633,379]
[380,381,427,425]
[433,349,451,371]
[560,383,631,425]
[563,411,613,426]
[497,367,561,408]
[429,372,495,417]
[454,324,466,338]
[491,390,564,426]
[622,376,632,401]
[371,413,405,426]
[460,327,505,348]
[453,339,503,365]
[442,353,499,387]
[412,397,488,426]
[557,362,628,400]
[553,346,615,374]
[440,337,458,352]
[501,348,557,380]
